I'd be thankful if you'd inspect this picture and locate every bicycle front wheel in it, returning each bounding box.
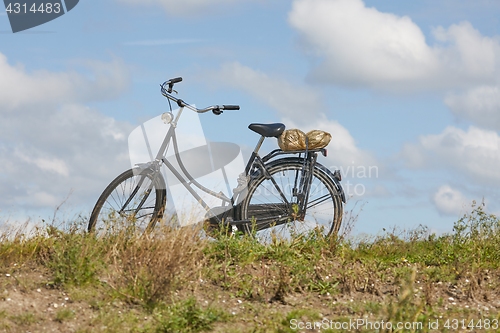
[88,168,166,235]
[239,161,343,242]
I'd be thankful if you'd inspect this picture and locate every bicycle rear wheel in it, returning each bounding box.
[239,160,343,242]
[88,168,166,235]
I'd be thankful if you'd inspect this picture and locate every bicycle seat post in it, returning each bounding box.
[253,135,265,154]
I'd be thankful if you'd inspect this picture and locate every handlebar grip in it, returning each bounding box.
[169,77,182,84]
[222,105,240,110]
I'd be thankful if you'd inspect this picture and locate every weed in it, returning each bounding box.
[10,312,38,326]
[107,225,206,309]
[452,201,500,269]
[154,297,227,333]
[383,267,428,329]
[41,227,105,287]
[55,308,75,323]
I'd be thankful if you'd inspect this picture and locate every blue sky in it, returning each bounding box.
[1,0,499,235]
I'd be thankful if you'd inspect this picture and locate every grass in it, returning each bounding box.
[9,312,38,326]
[55,308,75,323]
[0,202,499,332]
[154,297,228,333]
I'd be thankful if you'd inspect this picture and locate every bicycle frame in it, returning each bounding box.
[137,108,233,213]
[135,108,323,227]
[89,77,345,238]
[239,146,326,229]
[132,79,341,228]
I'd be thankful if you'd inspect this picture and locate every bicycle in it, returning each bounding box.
[88,77,346,241]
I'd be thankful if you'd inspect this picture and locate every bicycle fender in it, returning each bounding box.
[315,163,346,203]
[264,157,346,203]
[133,163,167,190]
[134,162,157,173]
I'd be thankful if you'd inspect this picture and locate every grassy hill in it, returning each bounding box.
[1,202,499,332]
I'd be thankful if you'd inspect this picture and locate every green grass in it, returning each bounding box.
[154,297,228,333]
[0,202,499,332]
[9,312,39,326]
[55,308,75,323]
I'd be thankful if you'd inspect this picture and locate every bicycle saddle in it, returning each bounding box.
[248,123,286,138]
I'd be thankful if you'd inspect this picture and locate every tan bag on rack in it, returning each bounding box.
[278,129,332,151]
[277,129,307,151]
[306,130,331,149]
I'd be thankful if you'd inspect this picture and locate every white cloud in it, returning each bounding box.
[0,103,133,211]
[283,115,376,168]
[433,22,499,82]
[0,53,134,214]
[0,53,129,111]
[402,126,500,185]
[433,185,470,216]
[15,150,70,177]
[217,62,377,168]
[289,0,438,89]
[32,191,62,208]
[116,0,245,16]
[289,0,500,91]
[218,62,323,120]
[445,86,500,130]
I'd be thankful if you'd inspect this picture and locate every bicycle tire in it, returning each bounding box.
[239,160,343,242]
[88,168,166,235]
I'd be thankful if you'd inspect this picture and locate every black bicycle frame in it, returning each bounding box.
[135,106,323,225]
[240,145,323,226]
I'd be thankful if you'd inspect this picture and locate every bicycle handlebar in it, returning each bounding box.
[169,77,182,84]
[223,105,240,110]
[163,77,183,93]
[160,77,240,115]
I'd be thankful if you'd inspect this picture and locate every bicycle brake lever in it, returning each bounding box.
[212,109,223,115]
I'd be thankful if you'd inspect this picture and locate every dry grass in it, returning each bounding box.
[0,203,499,332]
[105,225,207,308]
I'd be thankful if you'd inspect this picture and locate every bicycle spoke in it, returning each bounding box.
[242,161,342,242]
[88,169,165,235]
[306,193,331,210]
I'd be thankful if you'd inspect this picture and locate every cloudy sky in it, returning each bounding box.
[1,0,499,234]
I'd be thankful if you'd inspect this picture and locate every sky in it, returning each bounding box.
[1,0,499,235]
